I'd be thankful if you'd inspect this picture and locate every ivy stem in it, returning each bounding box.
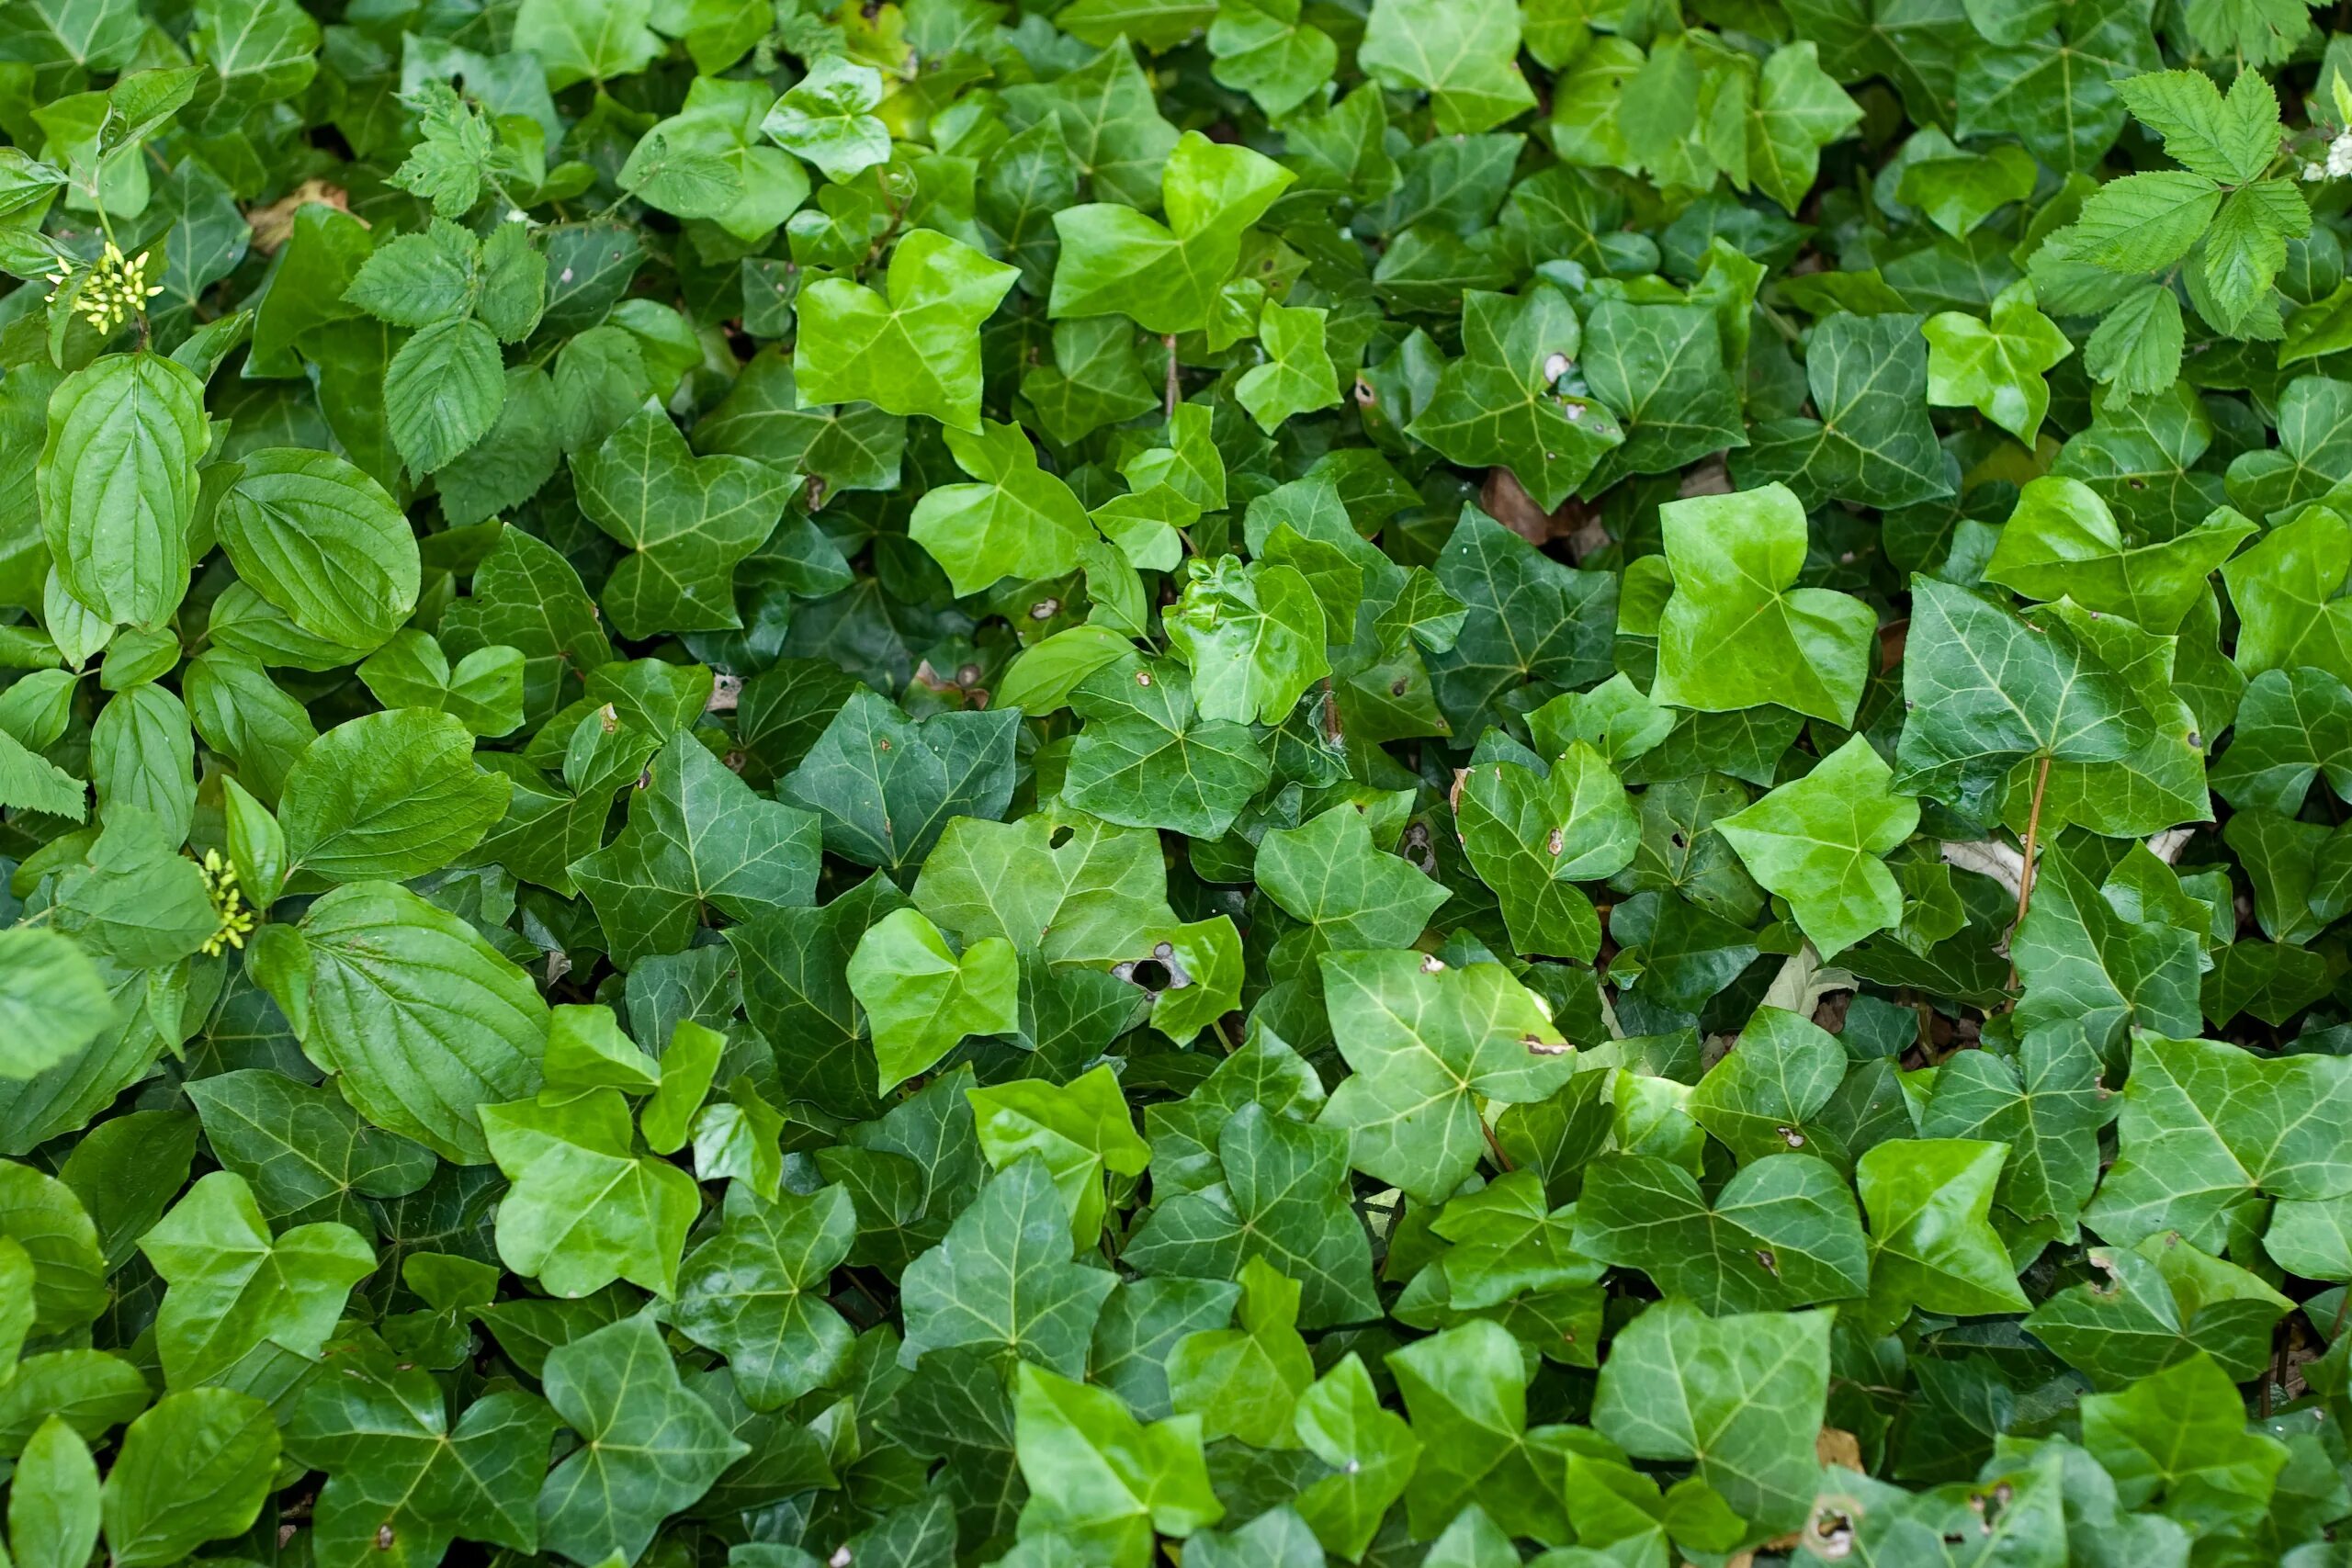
[2003,751,2054,998]
[1479,1115,1513,1173]
[1163,333,1180,417]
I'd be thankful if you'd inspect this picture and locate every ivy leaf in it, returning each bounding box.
[1716,735,1918,956]
[900,1155,1118,1376]
[916,810,1176,964]
[1738,312,1951,510]
[1918,1024,2111,1231]
[1427,505,1618,737]
[1406,285,1624,513]
[907,419,1098,597]
[2024,1235,2290,1387]
[1000,41,1179,211]
[758,55,890,183]
[2210,667,2352,814]
[1922,280,2073,445]
[1234,301,1341,432]
[1357,0,1536,133]
[1652,482,1878,727]
[1065,655,1272,839]
[780,688,1018,874]
[1574,1151,1871,1314]
[572,403,797,640]
[847,907,1021,1092]
[2078,1353,2289,1533]
[571,732,823,969]
[796,231,1018,433]
[968,1066,1152,1248]
[1319,949,1573,1201]
[1291,1353,1419,1558]
[1206,0,1335,116]
[1987,477,2255,635]
[1050,130,1294,334]
[1955,0,2159,172]
[1456,740,1638,961]
[1689,1006,1848,1168]
[1385,1319,1573,1543]
[512,0,659,87]
[1167,1257,1315,1447]
[1580,300,1747,488]
[480,1089,699,1298]
[1743,42,1860,212]
[1125,1100,1380,1329]
[183,1069,436,1234]
[674,1184,856,1409]
[286,1332,553,1568]
[535,1314,752,1567]
[139,1170,376,1391]
[1164,556,1329,725]
[1256,802,1448,957]
[2085,1032,2352,1251]
[1012,1361,1223,1568]
[1894,577,2154,818]
[1858,1137,2030,1321]
[2219,501,2352,686]
[1591,1300,1830,1543]
[2010,852,2202,1058]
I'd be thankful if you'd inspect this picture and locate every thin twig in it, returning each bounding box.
[1479,1117,1513,1173]
[1163,333,1180,417]
[2003,752,2054,998]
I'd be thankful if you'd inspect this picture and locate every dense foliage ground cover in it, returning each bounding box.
[14,0,2352,1560]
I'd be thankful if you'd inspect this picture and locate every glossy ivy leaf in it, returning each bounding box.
[1716,735,1918,956]
[900,1154,1118,1376]
[1011,1360,1223,1568]
[1455,739,1637,960]
[1125,1100,1379,1329]
[1065,655,1272,839]
[1385,1319,1572,1543]
[1737,311,1951,510]
[1988,477,2255,635]
[286,1331,552,1568]
[1357,0,1536,134]
[1573,1150,1870,1314]
[846,907,1021,1091]
[138,1169,376,1391]
[572,402,797,641]
[1921,279,2072,445]
[1050,131,1294,335]
[780,687,1018,874]
[1590,1300,1830,1543]
[673,1183,855,1408]
[1166,1256,1314,1447]
[1858,1136,2030,1322]
[570,731,823,970]
[1164,555,1329,725]
[908,419,1097,597]
[535,1313,751,1566]
[757,56,889,183]
[2077,1352,2289,1533]
[796,230,1018,433]
[1894,576,2154,818]
[1652,482,1877,727]
[2086,1032,2352,1251]
[1406,285,1624,513]
[480,1089,698,1298]
[1319,949,1574,1201]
